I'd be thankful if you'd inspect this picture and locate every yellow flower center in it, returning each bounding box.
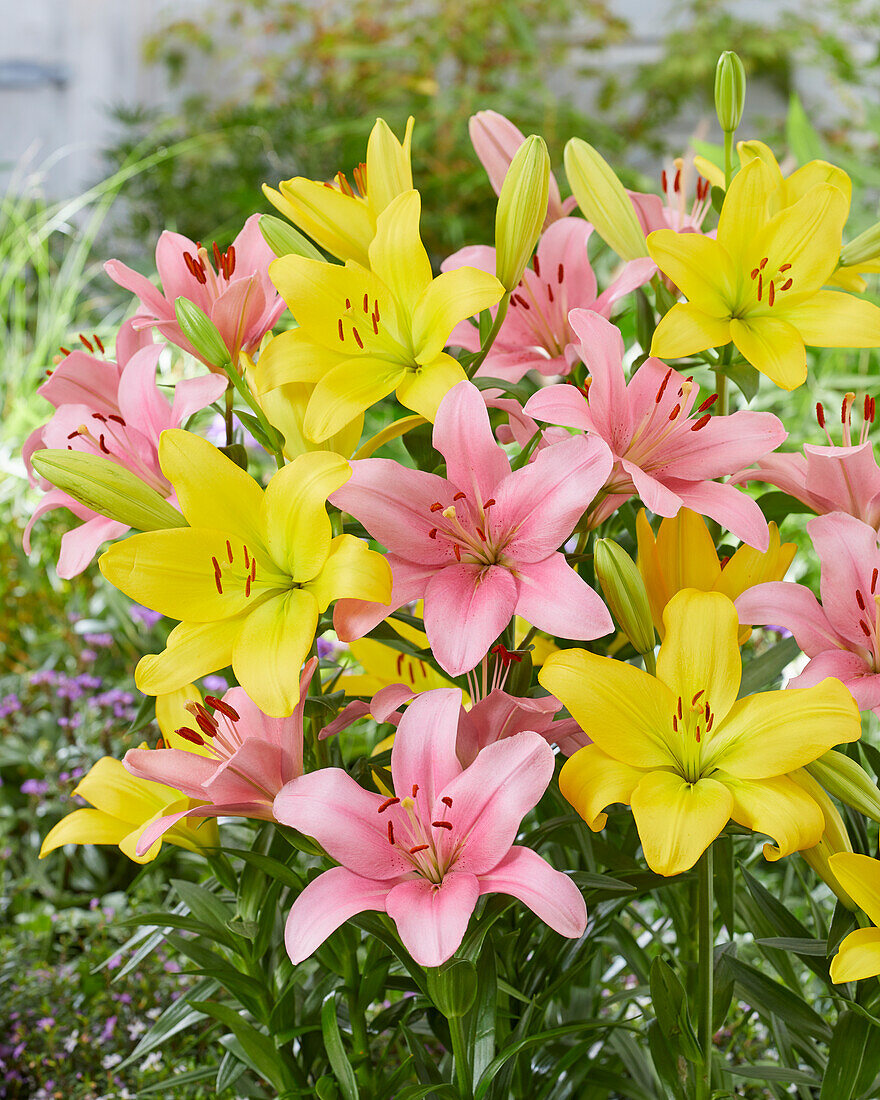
[748,255,794,308]
[672,688,716,783]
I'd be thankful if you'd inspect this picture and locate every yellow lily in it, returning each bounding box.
[338,613,456,698]
[39,755,218,864]
[99,429,392,717]
[828,853,880,982]
[539,589,860,877]
[635,508,795,642]
[260,189,504,442]
[648,157,880,390]
[263,116,415,266]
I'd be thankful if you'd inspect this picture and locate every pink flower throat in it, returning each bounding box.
[377,786,462,885]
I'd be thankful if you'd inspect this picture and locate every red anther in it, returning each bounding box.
[226,539,234,563]
[695,729,701,744]
[768,281,776,308]
[250,558,256,582]
[430,502,444,512]
[816,402,825,428]
[432,820,453,830]
[557,263,564,283]
[655,367,673,404]
[363,292,369,313]
[352,327,364,349]
[377,796,401,813]
[387,821,395,845]
[779,263,791,272]
[857,590,866,610]
[243,545,250,570]
[719,555,730,569]
[226,245,235,276]
[453,544,461,561]
[205,696,240,721]
[661,170,668,192]
[93,334,105,353]
[697,393,718,413]
[338,319,345,342]
[412,784,419,798]
[409,844,430,854]
[92,412,107,421]
[441,796,453,808]
[860,619,872,637]
[547,284,554,302]
[692,689,704,704]
[704,702,711,719]
[760,257,768,270]
[372,315,379,334]
[691,414,711,431]
[453,491,466,501]
[514,293,530,310]
[98,434,110,454]
[750,267,759,279]
[195,713,218,738]
[842,396,850,424]
[673,168,681,193]
[428,528,438,539]
[533,255,541,277]
[345,298,351,309]
[59,346,72,356]
[756,274,763,300]
[706,714,714,732]
[79,334,95,352]
[213,240,222,269]
[175,726,204,746]
[155,736,165,750]
[672,715,678,732]
[108,413,125,425]
[212,556,223,594]
[476,527,487,541]
[872,567,878,592]
[483,498,496,508]
[245,575,252,598]
[780,278,793,292]
[677,697,683,719]
[66,430,80,440]
[668,403,681,421]
[374,299,380,321]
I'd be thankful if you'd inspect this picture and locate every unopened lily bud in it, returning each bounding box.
[494,134,550,290]
[594,538,656,657]
[425,957,477,1019]
[259,215,324,261]
[806,750,880,824]
[31,449,186,532]
[563,138,648,261]
[840,222,880,268]
[714,51,746,134]
[174,298,231,369]
[790,769,857,910]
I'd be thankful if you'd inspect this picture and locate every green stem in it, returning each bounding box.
[225,358,285,468]
[642,648,657,676]
[466,292,511,376]
[723,131,734,190]
[696,844,715,1100]
[448,1013,474,1099]
[343,951,372,1089]
[224,385,234,446]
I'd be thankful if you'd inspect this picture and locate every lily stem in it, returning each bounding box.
[448,1013,474,1099]
[723,131,734,190]
[467,291,511,376]
[224,384,234,446]
[696,844,715,1100]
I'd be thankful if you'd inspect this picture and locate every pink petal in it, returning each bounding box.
[433,381,511,503]
[441,244,497,276]
[440,731,554,875]
[593,257,657,316]
[23,489,92,552]
[545,718,590,756]
[155,230,211,312]
[424,564,518,676]
[319,700,373,740]
[458,690,561,766]
[524,382,593,433]
[391,688,463,812]
[536,218,597,305]
[115,319,155,364]
[445,318,482,353]
[669,477,771,551]
[621,459,683,517]
[56,516,130,578]
[171,373,228,425]
[385,871,480,967]
[273,770,410,879]
[788,651,880,709]
[735,581,845,657]
[478,845,586,937]
[567,310,632,451]
[124,747,218,799]
[103,259,175,323]
[659,410,787,481]
[230,213,278,279]
[136,802,267,855]
[803,442,880,521]
[204,738,285,804]
[492,434,613,562]
[734,451,811,501]
[628,190,668,234]
[285,866,391,964]
[371,684,417,723]
[469,110,528,198]
[37,352,122,412]
[116,345,170,441]
[333,556,438,642]
[514,553,612,640]
[809,513,880,647]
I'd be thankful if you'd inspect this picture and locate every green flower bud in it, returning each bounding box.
[791,768,857,910]
[425,957,477,1019]
[259,214,325,261]
[174,297,231,370]
[806,750,880,824]
[714,51,746,135]
[31,449,186,533]
[594,538,656,657]
[495,134,550,290]
[563,138,648,261]
[840,221,880,268]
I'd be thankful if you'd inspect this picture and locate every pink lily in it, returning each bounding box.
[469,109,575,228]
[735,513,880,714]
[628,158,713,238]
[443,218,654,382]
[23,323,226,577]
[104,215,284,371]
[125,658,317,854]
[524,310,787,550]
[735,394,880,529]
[331,379,614,676]
[275,687,587,967]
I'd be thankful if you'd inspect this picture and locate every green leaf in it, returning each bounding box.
[727,1063,820,1085]
[755,937,828,957]
[137,1066,219,1094]
[172,878,235,932]
[755,490,814,526]
[720,359,760,402]
[192,1000,291,1093]
[471,375,534,403]
[468,946,497,1089]
[646,1017,688,1099]
[720,956,832,1042]
[821,1009,880,1100]
[786,94,824,165]
[649,957,702,1063]
[215,1049,248,1094]
[321,991,359,1100]
[117,977,217,1068]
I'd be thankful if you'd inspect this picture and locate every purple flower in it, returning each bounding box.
[20,779,49,796]
[83,633,114,648]
[202,674,229,693]
[36,1017,55,1031]
[130,604,162,629]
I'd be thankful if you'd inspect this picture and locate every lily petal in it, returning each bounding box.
[828,853,880,927]
[630,770,733,876]
[424,563,518,676]
[412,268,504,364]
[136,619,240,696]
[830,926,880,984]
[285,867,391,964]
[305,534,392,612]
[722,772,825,859]
[730,316,807,390]
[514,553,613,640]
[477,845,587,938]
[386,872,480,967]
[559,744,646,830]
[232,589,319,717]
[391,688,463,811]
[650,303,732,361]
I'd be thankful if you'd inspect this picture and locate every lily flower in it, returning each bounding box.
[263,117,415,266]
[539,589,860,877]
[442,218,654,382]
[828,853,880,982]
[99,429,391,717]
[39,756,218,864]
[524,310,786,549]
[124,661,316,854]
[648,157,880,389]
[274,687,587,967]
[734,394,880,529]
[331,379,614,676]
[636,507,795,642]
[735,512,880,715]
[628,156,713,237]
[23,323,226,577]
[105,215,284,372]
[259,190,503,442]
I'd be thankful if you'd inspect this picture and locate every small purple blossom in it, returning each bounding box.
[20,779,49,796]
[130,604,162,628]
[202,674,229,692]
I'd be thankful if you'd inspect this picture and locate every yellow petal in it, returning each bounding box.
[692,156,725,190]
[729,315,806,390]
[304,534,392,612]
[411,267,505,363]
[158,429,266,551]
[156,685,214,756]
[395,353,468,421]
[656,590,741,727]
[782,290,880,349]
[783,160,851,207]
[368,190,432,316]
[259,380,363,460]
[539,648,677,768]
[366,116,415,216]
[721,772,825,860]
[631,770,733,876]
[715,522,795,605]
[636,509,669,636]
[304,356,406,443]
[266,178,373,266]
[559,744,646,831]
[261,450,350,581]
[136,618,240,696]
[650,303,732,361]
[716,157,775,263]
[232,589,319,717]
[353,413,427,460]
[40,808,130,856]
[74,757,177,823]
[703,676,860,779]
[646,230,737,315]
[829,853,880,927]
[830,927,880,984]
[250,328,348,392]
[736,140,785,199]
